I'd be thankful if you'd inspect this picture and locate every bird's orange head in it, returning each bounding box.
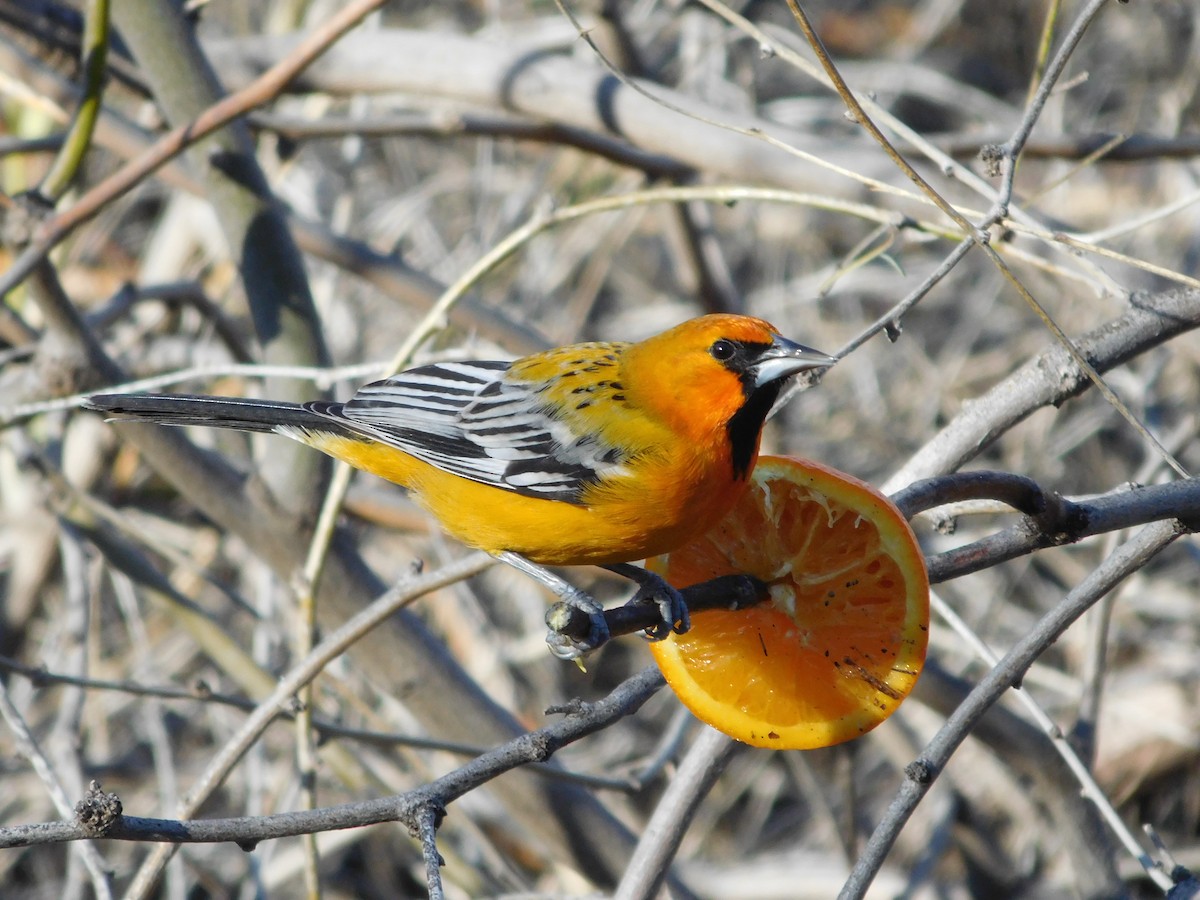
[622,314,834,478]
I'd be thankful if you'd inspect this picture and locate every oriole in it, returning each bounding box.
[87,314,833,657]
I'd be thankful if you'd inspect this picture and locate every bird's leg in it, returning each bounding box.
[603,563,690,641]
[495,551,611,660]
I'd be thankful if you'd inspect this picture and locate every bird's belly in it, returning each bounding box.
[407,468,737,567]
[308,433,747,566]
[428,469,747,566]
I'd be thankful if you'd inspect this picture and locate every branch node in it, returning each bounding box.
[545,698,589,717]
[1032,491,1089,543]
[904,759,934,784]
[979,143,1005,177]
[3,192,55,251]
[524,732,554,762]
[75,780,123,837]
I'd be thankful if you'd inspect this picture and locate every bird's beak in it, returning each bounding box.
[751,336,836,388]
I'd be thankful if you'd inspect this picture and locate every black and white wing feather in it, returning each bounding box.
[310,361,626,503]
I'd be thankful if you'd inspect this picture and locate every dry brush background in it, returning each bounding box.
[1,0,1199,898]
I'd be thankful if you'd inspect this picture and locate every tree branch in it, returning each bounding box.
[0,667,665,851]
[883,287,1200,493]
[841,519,1184,899]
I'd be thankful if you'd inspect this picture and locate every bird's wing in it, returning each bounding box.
[322,361,626,502]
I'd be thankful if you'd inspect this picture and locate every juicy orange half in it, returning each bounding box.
[648,456,929,750]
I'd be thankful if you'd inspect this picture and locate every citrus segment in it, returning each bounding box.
[648,456,929,749]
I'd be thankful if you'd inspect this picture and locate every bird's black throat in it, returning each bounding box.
[726,380,784,480]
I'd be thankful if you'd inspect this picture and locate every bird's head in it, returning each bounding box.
[692,314,834,394]
[623,314,834,477]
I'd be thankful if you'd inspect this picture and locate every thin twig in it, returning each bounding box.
[0,679,114,897]
[928,586,1157,888]
[36,0,108,200]
[0,667,665,851]
[883,286,1200,493]
[0,650,661,790]
[840,520,1184,899]
[784,0,1186,478]
[924,479,1200,583]
[121,552,494,900]
[415,804,445,900]
[615,726,735,900]
[0,0,388,299]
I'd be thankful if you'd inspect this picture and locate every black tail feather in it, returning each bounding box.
[85,393,332,434]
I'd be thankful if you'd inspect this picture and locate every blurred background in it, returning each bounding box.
[1,0,1198,896]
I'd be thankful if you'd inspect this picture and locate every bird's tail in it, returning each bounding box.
[85,393,331,434]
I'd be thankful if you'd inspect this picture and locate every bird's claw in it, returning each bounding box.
[541,571,690,659]
[627,574,690,642]
[544,589,611,661]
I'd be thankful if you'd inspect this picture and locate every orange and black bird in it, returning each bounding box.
[88,314,834,657]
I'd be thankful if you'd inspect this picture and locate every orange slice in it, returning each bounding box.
[648,456,929,750]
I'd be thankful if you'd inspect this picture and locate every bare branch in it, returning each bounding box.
[884,287,1200,493]
[842,520,1184,899]
[0,668,664,851]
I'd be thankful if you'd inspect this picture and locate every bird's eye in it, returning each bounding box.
[709,340,736,361]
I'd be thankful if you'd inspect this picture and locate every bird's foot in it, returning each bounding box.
[604,563,690,642]
[495,551,612,661]
[544,588,611,661]
[627,573,690,642]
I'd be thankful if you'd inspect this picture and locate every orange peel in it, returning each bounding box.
[649,456,929,749]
